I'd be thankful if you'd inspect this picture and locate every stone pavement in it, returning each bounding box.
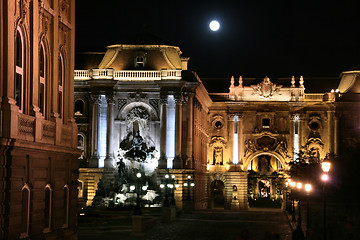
[78,208,292,240]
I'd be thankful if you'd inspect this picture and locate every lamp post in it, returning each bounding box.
[133,172,143,215]
[296,182,303,234]
[184,175,195,200]
[160,173,178,207]
[289,180,296,222]
[321,160,331,240]
[305,184,312,239]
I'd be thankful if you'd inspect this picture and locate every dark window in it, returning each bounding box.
[74,100,84,115]
[262,118,270,128]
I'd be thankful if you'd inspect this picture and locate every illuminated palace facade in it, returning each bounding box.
[74,41,360,210]
[1,0,79,239]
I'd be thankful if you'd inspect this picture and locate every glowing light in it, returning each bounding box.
[142,186,148,191]
[187,175,191,179]
[209,20,220,31]
[297,182,302,189]
[130,185,135,191]
[183,183,188,187]
[321,161,331,173]
[190,183,195,187]
[290,181,296,188]
[171,175,175,179]
[136,173,142,178]
[160,184,165,188]
[165,174,169,179]
[321,174,329,182]
[305,184,312,192]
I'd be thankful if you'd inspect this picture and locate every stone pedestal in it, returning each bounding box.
[131,215,144,237]
[231,199,240,210]
[183,200,194,213]
[162,207,176,222]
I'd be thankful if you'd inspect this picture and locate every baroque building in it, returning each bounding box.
[1,0,78,239]
[74,38,358,211]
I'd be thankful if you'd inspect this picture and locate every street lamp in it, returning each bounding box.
[296,182,303,234]
[305,184,311,239]
[321,160,331,240]
[134,172,142,215]
[160,173,178,207]
[184,175,195,200]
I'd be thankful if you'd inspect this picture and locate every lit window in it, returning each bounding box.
[15,27,25,112]
[58,53,64,119]
[262,118,270,128]
[39,42,47,116]
[135,56,144,68]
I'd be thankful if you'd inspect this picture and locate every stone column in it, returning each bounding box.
[238,114,244,167]
[159,97,168,169]
[89,95,101,168]
[104,95,115,168]
[186,93,194,168]
[327,110,335,155]
[174,95,182,169]
[299,114,306,151]
[290,114,296,160]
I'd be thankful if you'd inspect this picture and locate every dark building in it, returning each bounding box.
[1,0,79,239]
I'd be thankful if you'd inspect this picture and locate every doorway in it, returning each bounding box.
[211,180,225,208]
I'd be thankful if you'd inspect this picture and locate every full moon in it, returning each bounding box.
[209,20,220,31]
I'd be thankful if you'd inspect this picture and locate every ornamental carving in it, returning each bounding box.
[126,107,149,121]
[251,77,282,99]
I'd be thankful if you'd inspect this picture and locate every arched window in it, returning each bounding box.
[58,53,64,119]
[15,26,25,111]
[62,185,69,228]
[20,184,31,238]
[74,99,84,116]
[39,41,47,116]
[43,184,52,233]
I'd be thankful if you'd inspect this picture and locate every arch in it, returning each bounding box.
[244,151,288,171]
[43,184,53,233]
[120,101,158,121]
[62,184,69,228]
[210,180,225,208]
[20,184,31,238]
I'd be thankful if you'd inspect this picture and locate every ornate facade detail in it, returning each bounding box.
[118,99,127,111]
[106,95,115,104]
[126,107,150,121]
[251,77,282,99]
[89,94,101,104]
[149,99,159,115]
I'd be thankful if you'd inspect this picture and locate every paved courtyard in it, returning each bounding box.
[78,208,292,240]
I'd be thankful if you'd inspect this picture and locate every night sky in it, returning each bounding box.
[75,1,360,78]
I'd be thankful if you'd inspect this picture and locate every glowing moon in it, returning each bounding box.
[209,20,220,31]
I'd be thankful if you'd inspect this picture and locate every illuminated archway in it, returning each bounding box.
[244,151,288,172]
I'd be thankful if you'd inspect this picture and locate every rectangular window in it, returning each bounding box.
[136,57,144,68]
[262,118,270,128]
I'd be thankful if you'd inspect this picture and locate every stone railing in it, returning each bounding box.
[304,94,325,101]
[74,69,182,81]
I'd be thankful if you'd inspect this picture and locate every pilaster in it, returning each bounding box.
[89,94,101,168]
[104,95,115,168]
